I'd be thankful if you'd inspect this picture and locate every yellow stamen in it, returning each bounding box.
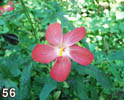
[59,48,64,56]
[3,5,8,9]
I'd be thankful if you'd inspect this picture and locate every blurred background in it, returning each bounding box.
[0,0,124,100]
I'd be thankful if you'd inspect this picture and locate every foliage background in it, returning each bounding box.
[0,0,124,100]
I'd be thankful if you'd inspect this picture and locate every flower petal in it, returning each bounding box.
[50,56,71,82]
[0,7,4,11]
[6,6,15,11]
[64,27,86,46]
[32,44,57,63]
[8,1,14,5]
[69,45,94,65]
[46,23,63,46]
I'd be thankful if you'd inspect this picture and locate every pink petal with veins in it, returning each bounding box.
[50,56,71,82]
[46,23,63,46]
[32,44,57,63]
[64,27,86,46]
[0,7,4,11]
[69,45,94,65]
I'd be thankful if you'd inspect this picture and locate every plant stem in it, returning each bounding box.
[19,42,31,52]
[20,0,39,43]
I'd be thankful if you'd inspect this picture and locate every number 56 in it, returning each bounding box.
[2,88,15,98]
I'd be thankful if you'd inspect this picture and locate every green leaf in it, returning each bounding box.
[0,74,4,90]
[0,64,13,78]
[72,77,90,100]
[81,38,89,49]
[108,50,124,60]
[20,63,32,100]
[39,77,57,100]
[0,20,9,33]
[53,91,61,100]
[109,63,121,81]
[90,87,99,100]
[4,54,21,77]
[72,62,113,89]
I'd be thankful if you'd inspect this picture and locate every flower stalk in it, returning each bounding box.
[20,0,39,43]
[19,42,31,52]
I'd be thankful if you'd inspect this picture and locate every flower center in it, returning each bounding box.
[3,5,8,9]
[59,48,64,56]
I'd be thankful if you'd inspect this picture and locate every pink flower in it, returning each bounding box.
[0,1,15,15]
[32,23,94,82]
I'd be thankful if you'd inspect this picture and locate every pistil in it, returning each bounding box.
[59,48,64,56]
[3,5,8,9]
